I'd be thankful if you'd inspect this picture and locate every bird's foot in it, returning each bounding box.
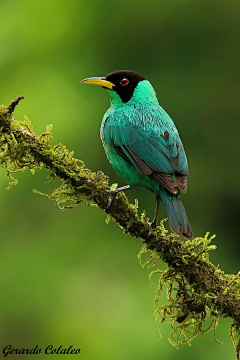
[106,190,118,209]
[150,219,157,230]
[105,185,131,210]
[148,219,157,236]
[143,220,157,243]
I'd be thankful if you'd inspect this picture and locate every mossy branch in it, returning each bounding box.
[1,97,240,358]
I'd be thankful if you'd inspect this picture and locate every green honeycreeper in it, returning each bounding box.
[80,70,193,239]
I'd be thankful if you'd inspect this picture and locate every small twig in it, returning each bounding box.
[7,96,24,114]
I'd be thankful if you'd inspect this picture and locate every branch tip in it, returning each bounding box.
[8,96,24,114]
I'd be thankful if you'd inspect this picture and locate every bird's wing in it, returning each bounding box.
[103,111,189,194]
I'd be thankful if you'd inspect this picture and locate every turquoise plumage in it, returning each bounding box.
[81,70,193,239]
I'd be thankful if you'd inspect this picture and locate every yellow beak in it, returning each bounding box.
[80,77,115,90]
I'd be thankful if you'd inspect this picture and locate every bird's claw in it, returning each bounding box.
[150,219,157,230]
[106,190,118,209]
[143,220,157,243]
[105,186,131,210]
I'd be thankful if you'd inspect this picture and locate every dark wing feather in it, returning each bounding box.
[122,145,152,176]
[150,172,179,194]
[114,144,152,175]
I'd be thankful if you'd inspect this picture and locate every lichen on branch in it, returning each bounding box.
[0,97,240,359]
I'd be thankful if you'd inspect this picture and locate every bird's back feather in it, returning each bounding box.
[101,101,189,194]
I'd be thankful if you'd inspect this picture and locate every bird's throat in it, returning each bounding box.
[107,80,159,106]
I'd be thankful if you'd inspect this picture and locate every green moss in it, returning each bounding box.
[139,229,240,358]
[1,97,240,359]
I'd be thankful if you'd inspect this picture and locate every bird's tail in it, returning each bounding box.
[159,187,193,240]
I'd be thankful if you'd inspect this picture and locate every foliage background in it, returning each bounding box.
[0,0,240,359]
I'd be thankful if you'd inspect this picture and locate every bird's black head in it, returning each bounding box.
[105,70,146,103]
[80,70,146,103]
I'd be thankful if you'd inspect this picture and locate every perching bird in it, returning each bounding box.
[80,70,193,239]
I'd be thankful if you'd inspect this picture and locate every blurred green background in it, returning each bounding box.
[0,0,240,359]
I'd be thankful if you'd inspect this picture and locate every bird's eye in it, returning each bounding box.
[120,77,129,86]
